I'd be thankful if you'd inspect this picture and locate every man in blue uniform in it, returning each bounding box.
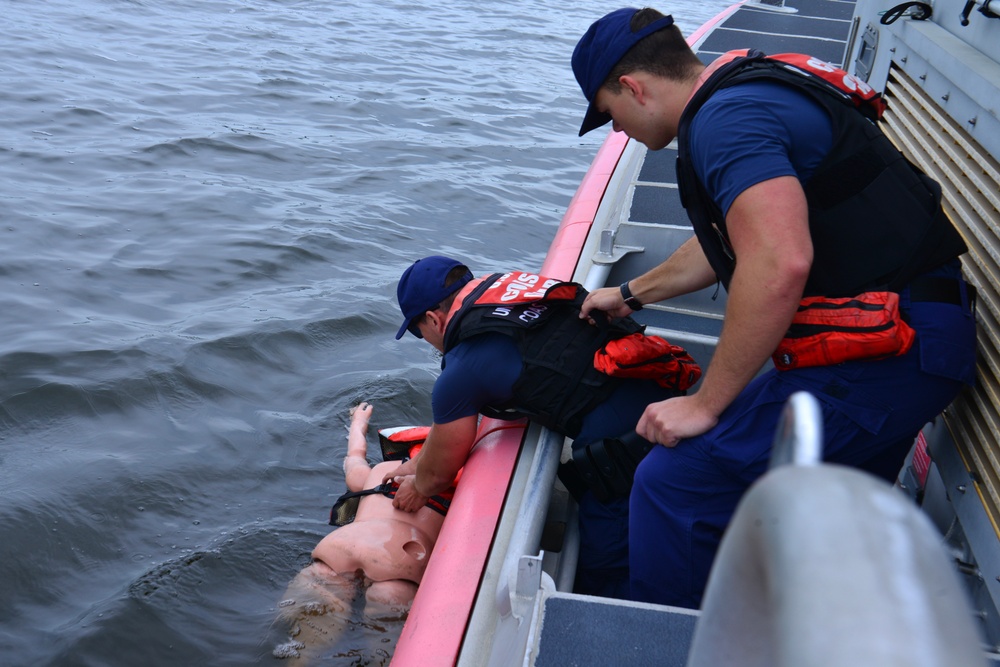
[572,7,976,608]
[388,255,689,598]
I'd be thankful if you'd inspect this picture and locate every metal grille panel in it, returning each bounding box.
[881,64,1000,531]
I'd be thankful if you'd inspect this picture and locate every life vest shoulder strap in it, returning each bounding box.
[705,49,886,120]
[328,483,393,526]
[328,480,452,526]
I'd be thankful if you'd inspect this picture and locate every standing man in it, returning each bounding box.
[387,255,695,598]
[572,7,975,608]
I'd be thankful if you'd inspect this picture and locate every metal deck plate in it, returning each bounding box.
[532,593,699,667]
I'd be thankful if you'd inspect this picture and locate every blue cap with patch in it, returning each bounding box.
[572,8,675,136]
[395,255,473,339]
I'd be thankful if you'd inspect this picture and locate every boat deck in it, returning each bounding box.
[532,594,698,667]
[698,0,857,63]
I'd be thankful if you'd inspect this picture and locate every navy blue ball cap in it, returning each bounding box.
[572,8,675,136]
[395,255,473,340]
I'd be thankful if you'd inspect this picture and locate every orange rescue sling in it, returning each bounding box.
[772,291,916,371]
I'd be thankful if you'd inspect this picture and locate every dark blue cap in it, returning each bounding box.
[395,255,473,339]
[572,8,675,136]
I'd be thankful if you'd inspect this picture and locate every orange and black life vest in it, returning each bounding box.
[676,49,966,297]
[441,272,643,437]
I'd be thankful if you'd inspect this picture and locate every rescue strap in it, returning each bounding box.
[772,277,970,371]
[772,292,915,370]
[593,332,702,390]
[329,424,452,526]
[329,482,451,527]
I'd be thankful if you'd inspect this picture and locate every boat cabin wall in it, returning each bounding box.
[846,0,1000,160]
[846,0,1000,653]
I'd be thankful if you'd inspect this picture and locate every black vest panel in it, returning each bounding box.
[443,275,641,438]
[676,51,966,297]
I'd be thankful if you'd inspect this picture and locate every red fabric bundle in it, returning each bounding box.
[594,333,702,390]
[772,291,916,370]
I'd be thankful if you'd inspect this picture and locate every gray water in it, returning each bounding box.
[1,1,733,664]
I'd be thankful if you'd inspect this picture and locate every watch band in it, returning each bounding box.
[620,281,643,311]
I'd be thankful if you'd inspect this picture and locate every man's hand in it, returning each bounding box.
[636,394,719,447]
[580,286,633,320]
[391,475,429,513]
[383,457,417,485]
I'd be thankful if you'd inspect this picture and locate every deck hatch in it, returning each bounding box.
[880,63,1000,531]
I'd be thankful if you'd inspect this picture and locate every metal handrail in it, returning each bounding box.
[768,390,823,469]
[494,426,564,619]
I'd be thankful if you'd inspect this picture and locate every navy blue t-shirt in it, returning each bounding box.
[432,333,521,424]
[688,80,834,217]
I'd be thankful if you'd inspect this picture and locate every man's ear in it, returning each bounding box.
[425,308,447,333]
[619,74,645,103]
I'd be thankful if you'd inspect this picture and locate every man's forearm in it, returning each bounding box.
[413,415,478,497]
[629,236,717,305]
[694,265,802,417]
[414,467,454,497]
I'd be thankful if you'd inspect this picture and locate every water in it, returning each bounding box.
[0,1,733,664]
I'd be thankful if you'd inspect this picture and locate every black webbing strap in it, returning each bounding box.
[328,482,450,526]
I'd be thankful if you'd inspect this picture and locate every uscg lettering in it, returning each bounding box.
[773,52,885,118]
[483,272,561,304]
[467,272,571,327]
[517,303,549,323]
[712,49,886,120]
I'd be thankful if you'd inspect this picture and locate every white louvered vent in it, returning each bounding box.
[881,64,1000,528]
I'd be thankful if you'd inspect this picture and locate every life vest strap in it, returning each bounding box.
[328,481,451,526]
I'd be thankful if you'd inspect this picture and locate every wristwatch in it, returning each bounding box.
[619,281,643,311]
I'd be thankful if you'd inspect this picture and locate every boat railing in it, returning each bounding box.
[493,426,564,621]
[745,0,799,14]
[768,390,823,469]
[456,422,571,667]
[687,391,989,666]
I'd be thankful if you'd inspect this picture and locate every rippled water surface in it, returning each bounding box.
[1,1,734,664]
